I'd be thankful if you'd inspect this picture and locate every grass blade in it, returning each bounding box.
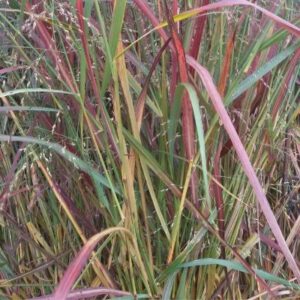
[226,42,300,104]
[186,55,300,282]
[53,228,131,300]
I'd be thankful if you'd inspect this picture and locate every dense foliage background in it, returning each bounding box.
[0,0,299,299]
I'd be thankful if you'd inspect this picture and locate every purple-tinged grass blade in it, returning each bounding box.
[0,65,27,75]
[172,0,300,38]
[133,0,169,41]
[133,0,300,49]
[186,55,300,283]
[188,0,210,76]
[53,228,130,300]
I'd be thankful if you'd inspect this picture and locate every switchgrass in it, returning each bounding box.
[0,0,299,299]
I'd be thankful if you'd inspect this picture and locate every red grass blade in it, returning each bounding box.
[164,2,198,205]
[135,38,172,130]
[188,0,210,67]
[164,4,194,161]
[133,0,169,41]
[25,2,77,92]
[186,55,300,283]
[53,228,130,300]
[217,29,236,97]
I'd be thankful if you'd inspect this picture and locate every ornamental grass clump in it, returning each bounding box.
[0,0,299,299]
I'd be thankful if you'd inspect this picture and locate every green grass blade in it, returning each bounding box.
[178,83,211,208]
[0,106,59,113]
[0,135,121,207]
[164,258,300,292]
[101,0,127,94]
[0,88,76,97]
[226,42,300,105]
